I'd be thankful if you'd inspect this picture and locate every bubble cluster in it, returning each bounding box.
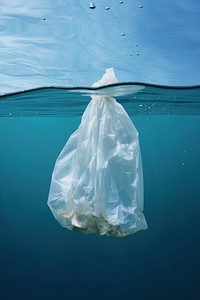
[88,1,143,57]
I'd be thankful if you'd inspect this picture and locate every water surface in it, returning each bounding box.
[1,83,200,117]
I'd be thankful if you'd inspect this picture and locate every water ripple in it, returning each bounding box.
[0,0,200,94]
[0,83,200,117]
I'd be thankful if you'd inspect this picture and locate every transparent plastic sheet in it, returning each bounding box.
[48,68,147,237]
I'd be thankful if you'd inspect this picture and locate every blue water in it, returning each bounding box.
[1,0,200,299]
[0,86,200,299]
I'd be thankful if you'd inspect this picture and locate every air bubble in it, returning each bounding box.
[119,1,123,4]
[121,33,125,36]
[139,5,143,8]
[105,7,110,10]
[89,3,96,9]
[136,53,140,56]
[135,44,139,47]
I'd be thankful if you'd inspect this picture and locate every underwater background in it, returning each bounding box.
[0,1,200,299]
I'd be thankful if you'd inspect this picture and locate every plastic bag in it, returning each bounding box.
[48,68,147,237]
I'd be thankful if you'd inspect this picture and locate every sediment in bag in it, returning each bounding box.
[48,68,147,237]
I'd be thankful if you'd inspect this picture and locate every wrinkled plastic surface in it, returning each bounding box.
[48,68,147,237]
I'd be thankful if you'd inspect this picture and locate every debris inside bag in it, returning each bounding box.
[48,68,147,237]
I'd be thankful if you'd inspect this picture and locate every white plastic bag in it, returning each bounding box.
[48,68,147,237]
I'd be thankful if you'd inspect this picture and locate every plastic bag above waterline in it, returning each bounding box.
[48,68,147,237]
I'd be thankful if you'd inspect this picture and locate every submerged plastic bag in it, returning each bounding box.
[48,68,147,237]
